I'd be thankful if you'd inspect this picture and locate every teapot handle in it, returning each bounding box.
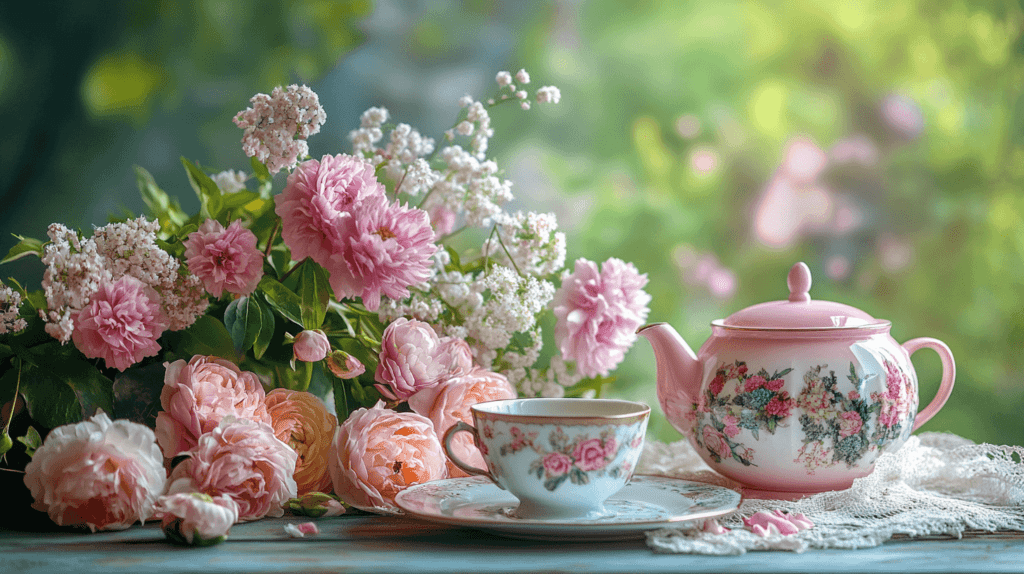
[902,338,956,432]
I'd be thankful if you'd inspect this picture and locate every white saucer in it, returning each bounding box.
[394,475,742,541]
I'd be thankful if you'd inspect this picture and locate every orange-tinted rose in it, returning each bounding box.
[265,389,338,495]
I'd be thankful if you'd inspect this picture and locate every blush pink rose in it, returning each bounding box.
[326,351,365,379]
[552,258,651,378]
[839,410,864,438]
[572,438,611,472]
[375,318,473,401]
[183,219,263,298]
[265,388,338,495]
[293,329,330,362]
[166,418,297,521]
[71,275,169,372]
[155,355,272,458]
[325,194,437,311]
[542,452,572,476]
[702,425,732,461]
[24,412,167,532]
[275,154,385,268]
[154,492,239,546]
[328,401,447,512]
[408,367,516,477]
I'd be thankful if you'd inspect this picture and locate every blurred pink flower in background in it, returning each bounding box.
[878,233,915,272]
[183,219,263,298]
[826,255,852,281]
[328,401,447,511]
[427,203,457,237]
[830,135,879,166]
[155,355,271,458]
[375,318,473,401]
[552,258,651,378]
[292,329,330,362]
[408,367,516,477]
[675,114,701,139]
[154,492,239,546]
[689,146,719,176]
[166,418,297,521]
[71,275,169,372]
[275,153,384,268]
[672,245,737,299]
[780,136,828,184]
[24,412,167,532]
[881,93,924,139]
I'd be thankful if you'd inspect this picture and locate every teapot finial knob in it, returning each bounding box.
[788,262,812,302]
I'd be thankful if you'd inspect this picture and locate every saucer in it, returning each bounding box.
[394,475,742,541]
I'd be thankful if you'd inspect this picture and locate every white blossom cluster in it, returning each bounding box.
[211,169,248,194]
[428,146,513,229]
[485,211,567,277]
[348,109,438,197]
[0,284,27,335]
[233,84,326,174]
[40,217,208,343]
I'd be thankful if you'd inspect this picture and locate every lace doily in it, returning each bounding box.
[636,432,1024,555]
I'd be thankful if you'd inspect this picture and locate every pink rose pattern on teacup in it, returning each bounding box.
[693,356,916,473]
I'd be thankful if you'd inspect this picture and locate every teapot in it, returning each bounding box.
[637,262,955,499]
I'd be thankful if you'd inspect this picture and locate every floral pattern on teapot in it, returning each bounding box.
[692,355,916,472]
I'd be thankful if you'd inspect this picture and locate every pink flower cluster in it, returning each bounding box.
[0,284,27,334]
[233,84,326,174]
[275,154,437,311]
[552,258,651,378]
[874,359,914,429]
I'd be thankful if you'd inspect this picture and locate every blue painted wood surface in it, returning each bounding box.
[2,514,1023,574]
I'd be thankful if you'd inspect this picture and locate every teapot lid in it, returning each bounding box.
[714,262,887,330]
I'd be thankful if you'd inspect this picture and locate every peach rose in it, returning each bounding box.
[155,492,239,546]
[155,355,271,458]
[328,401,447,512]
[24,412,167,532]
[166,418,297,521]
[265,388,338,495]
[408,367,515,477]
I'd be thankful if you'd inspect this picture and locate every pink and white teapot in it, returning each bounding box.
[638,262,955,499]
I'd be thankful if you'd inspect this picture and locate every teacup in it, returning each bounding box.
[442,398,650,520]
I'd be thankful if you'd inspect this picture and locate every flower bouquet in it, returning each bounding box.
[0,69,651,542]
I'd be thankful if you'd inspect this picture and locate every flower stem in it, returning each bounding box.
[264,219,280,259]
[279,257,307,283]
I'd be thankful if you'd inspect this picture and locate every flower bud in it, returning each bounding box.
[326,351,365,379]
[156,492,239,546]
[293,330,330,362]
[287,492,346,518]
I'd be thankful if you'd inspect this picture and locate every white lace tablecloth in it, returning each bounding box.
[636,432,1024,554]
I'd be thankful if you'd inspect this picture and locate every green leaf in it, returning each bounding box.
[277,361,313,392]
[299,261,333,329]
[2,235,45,264]
[259,276,304,326]
[113,362,167,428]
[250,156,272,185]
[20,360,113,428]
[224,296,262,354]
[181,157,223,219]
[180,315,238,361]
[16,426,41,458]
[252,295,275,360]
[135,166,187,230]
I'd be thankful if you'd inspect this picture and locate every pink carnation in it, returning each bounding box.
[71,275,169,372]
[326,194,437,311]
[275,154,384,268]
[24,412,167,532]
[375,318,473,401]
[183,219,263,298]
[155,355,272,458]
[166,418,297,521]
[552,258,651,378]
[408,367,516,477]
[293,329,330,362]
[328,401,447,512]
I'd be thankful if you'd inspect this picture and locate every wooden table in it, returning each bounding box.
[2,514,1023,574]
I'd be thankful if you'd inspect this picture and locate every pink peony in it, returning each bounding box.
[24,412,167,532]
[275,154,384,267]
[326,351,365,379]
[265,388,338,495]
[328,401,447,512]
[183,219,263,298]
[764,395,793,418]
[374,318,473,401]
[408,367,516,477]
[166,418,297,521]
[839,410,864,438]
[71,275,168,372]
[155,493,239,546]
[293,329,330,362]
[542,452,572,476]
[155,355,272,458]
[552,258,651,378]
[744,375,767,393]
[572,438,612,472]
[325,194,437,311]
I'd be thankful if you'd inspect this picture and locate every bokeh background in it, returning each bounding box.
[2,0,1022,445]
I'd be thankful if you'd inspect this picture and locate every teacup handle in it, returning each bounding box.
[903,337,956,432]
[442,421,498,483]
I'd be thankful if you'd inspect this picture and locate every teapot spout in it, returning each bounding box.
[637,323,703,428]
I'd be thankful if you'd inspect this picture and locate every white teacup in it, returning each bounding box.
[442,398,650,520]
